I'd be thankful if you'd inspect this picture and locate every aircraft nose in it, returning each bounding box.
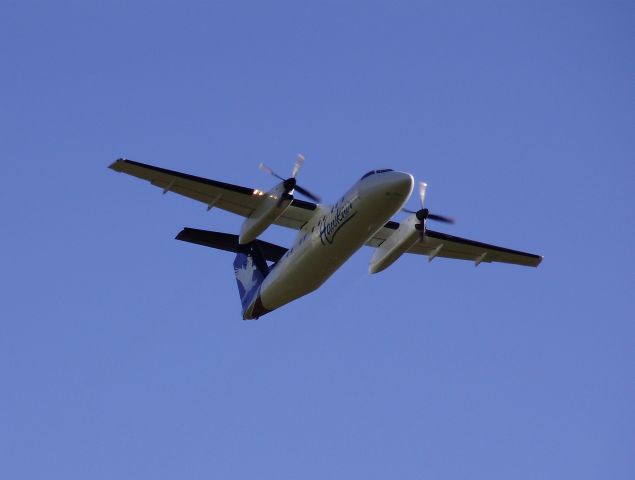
[385,171,414,198]
[360,170,414,204]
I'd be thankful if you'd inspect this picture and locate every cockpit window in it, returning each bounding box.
[360,169,394,180]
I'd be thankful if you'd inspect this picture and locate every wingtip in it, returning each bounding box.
[174,227,190,241]
[529,255,544,267]
[108,158,128,171]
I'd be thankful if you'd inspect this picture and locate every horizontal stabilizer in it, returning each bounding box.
[175,228,287,262]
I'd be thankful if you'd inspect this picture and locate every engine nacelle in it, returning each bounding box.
[239,182,293,244]
[369,214,421,274]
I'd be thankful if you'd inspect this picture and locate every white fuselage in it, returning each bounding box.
[245,170,414,318]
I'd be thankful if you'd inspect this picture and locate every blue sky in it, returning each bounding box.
[1,1,633,478]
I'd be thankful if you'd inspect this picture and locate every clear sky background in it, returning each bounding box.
[1,1,633,478]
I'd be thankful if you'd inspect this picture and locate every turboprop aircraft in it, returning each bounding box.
[109,156,542,319]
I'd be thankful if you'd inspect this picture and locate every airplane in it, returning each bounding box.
[109,156,542,320]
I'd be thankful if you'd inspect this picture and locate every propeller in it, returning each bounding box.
[403,181,454,230]
[259,154,322,203]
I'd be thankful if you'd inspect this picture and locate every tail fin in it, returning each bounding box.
[233,243,269,318]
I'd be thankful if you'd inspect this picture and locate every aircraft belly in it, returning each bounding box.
[259,199,399,311]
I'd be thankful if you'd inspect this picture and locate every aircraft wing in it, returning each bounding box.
[109,159,317,229]
[368,221,542,267]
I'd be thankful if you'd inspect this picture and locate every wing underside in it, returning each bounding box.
[109,159,317,229]
[368,222,542,267]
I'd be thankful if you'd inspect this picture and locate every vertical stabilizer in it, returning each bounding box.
[233,243,269,319]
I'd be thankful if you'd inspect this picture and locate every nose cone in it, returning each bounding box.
[359,170,414,210]
[356,170,414,223]
[385,171,414,198]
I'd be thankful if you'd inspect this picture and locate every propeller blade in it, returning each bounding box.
[402,180,454,224]
[294,184,321,203]
[259,162,285,181]
[260,156,321,203]
[419,182,428,209]
[428,213,455,224]
[291,154,304,179]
